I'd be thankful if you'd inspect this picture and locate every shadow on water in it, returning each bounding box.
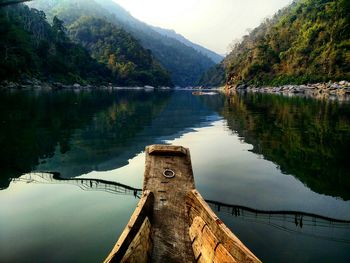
[199,92,350,200]
[12,172,350,245]
[13,172,143,198]
[207,200,350,244]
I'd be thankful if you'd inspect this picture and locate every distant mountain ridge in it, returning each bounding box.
[29,0,220,86]
[150,26,223,64]
[93,0,222,63]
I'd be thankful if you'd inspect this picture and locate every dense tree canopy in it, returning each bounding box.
[200,0,350,87]
[69,17,172,86]
[29,0,216,86]
[0,3,172,86]
[0,4,112,84]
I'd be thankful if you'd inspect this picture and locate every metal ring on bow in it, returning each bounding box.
[163,169,175,179]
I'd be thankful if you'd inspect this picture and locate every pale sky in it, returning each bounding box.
[112,0,292,55]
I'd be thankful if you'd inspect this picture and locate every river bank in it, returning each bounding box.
[0,79,93,90]
[226,81,350,100]
[0,79,170,91]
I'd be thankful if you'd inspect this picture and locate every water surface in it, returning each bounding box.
[0,90,349,262]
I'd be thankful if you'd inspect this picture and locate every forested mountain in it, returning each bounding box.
[69,17,172,86]
[28,0,218,86]
[151,26,223,64]
[0,3,172,86]
[197,64,226,87]
[200,0,350,87]
[0,4,112,84]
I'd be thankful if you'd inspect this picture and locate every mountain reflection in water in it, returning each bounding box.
[2,90,350,200]
[202,92,350,200]
[1,90,350,262]
[0,90,172,189]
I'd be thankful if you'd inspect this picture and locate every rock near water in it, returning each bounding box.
[226,81,350,100]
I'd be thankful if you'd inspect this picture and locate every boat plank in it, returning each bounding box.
[120,218,152,263]
[105,145,261,263]
[189,216,206,259]
[104,191,154,263]
[186,190,262,263]
[144,145,195,262]
[190,215,238,263]
[214,244,238,263]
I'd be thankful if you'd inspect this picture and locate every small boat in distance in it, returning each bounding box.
[104,145,261,263]
[192,91,219,96]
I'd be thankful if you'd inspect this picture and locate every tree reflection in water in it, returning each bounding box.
[0,90,171,189]
[208,92,350,200]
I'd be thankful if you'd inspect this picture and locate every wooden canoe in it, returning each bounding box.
[104,145,261,263]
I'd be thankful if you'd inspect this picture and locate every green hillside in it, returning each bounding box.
[201,0,350,87]
[0,4,111,84]
[29,0,216,86]
[69,17,172,86]
[0,3,172,86]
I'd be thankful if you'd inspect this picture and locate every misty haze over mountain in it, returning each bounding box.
[29,0,222,86]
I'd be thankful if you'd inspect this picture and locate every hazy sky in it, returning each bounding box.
[112,0,292,55]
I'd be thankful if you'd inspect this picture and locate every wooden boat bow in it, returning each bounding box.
[105,145,261,263]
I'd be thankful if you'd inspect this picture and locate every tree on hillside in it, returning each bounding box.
[0,4,113,83]
[201,0,350,87]
[52,16,67,43]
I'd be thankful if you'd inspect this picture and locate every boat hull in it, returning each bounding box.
[105,145,261,263]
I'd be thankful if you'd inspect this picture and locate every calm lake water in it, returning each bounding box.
[0,89,349,263]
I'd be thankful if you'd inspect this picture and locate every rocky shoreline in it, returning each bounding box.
[0,79,171,91]
[0,79,170,91]
[226,81,350,100]
[0,79,105,91]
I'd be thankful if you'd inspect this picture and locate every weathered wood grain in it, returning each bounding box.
[186,190,262,263]
[144,145,196,262]
[104,191,154,263]
[148,145,187,156]
[120,218,152,263]
[105,145,261,263]
[189,216,237,263]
